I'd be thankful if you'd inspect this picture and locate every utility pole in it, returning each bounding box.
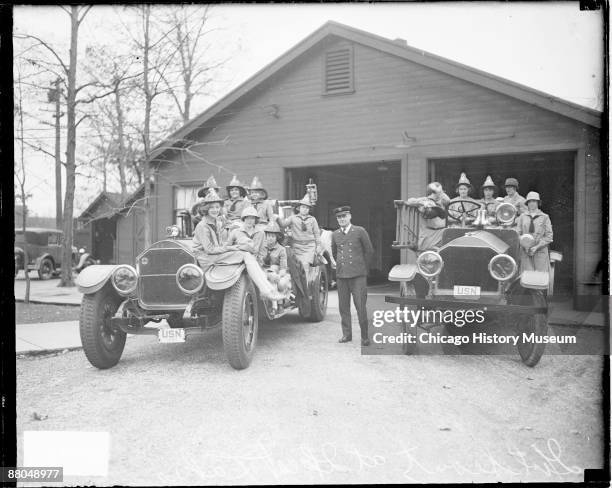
[47,77,63,228]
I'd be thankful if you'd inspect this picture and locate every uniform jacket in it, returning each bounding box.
[263,242,288,270]
[226,225,266,262]
[193,216,229,254]
[277,214,321,249]
[223,198,251,222]
[331,225,374,278]
[250,199,275,224]
[503,193,527,214]
[515,209,553,246]
[479,197,499,217]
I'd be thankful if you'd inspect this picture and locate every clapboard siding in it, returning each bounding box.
[154,38,601,292]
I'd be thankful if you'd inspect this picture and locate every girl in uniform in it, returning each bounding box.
[276,194,322,281]
[515,191,553,273]
[248,176,275,230]
[193,189,282,300]
[223,175,250,239]
[479,175,499,224]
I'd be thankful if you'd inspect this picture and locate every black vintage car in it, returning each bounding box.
[14,228,79,280]
[75,190,328,371]
[385,199,562,366]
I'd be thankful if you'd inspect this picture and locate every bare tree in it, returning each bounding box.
[14,64,32,302]
[15,5,98,286]
[160,5,227,123]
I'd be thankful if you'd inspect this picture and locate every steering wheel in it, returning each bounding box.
[447,200,482,223]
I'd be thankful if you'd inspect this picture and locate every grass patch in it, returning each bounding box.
[16,302,80,324]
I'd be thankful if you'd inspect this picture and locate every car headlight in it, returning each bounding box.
[488,254,517,281]
[176,263,204,295]
[166,225,180,238]
[495,203,517,225]
[111,265,138,295]
[416,251,444,278]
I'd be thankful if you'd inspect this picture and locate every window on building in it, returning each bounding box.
[323,45,354,96]
[173,185,200,225]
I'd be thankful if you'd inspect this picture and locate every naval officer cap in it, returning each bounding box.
[333,206,351,216]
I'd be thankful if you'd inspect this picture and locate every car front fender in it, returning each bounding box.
[388,263,418,282]
[205,264,246,290]
[76,264,121,295]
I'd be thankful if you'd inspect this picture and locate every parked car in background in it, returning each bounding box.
[14,228,78,280]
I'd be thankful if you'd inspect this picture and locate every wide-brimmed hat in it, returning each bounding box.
[248,176,268,199]
[481,175,497,190]
[197,175,221,198]
[525,191,541,203]
[455,172,472,193]
[294,194,314,208]
[504,177,519,189]
[333,206,351,216]
[202,188,224,205]
[226,175,247,198]
[240,206,259,220]
[263,221,282,234]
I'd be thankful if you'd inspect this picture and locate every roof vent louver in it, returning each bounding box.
[324,46,354,95]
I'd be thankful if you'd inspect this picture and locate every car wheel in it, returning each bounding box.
[79,284,126,369]
[509,288,548,367]
[308,266,328,322]
[222,274,259,370]
[37,257,54,280]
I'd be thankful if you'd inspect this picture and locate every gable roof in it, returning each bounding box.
[150,21,601,162]
[79,191,122,221]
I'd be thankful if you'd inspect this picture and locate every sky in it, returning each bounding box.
[13,3,604,217]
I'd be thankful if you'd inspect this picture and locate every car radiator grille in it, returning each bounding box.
[137,242,196,308]
[438,247,499,292]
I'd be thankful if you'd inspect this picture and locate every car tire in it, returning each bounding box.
[308,266,328,322]
[222,274,258,370]
[509,288,548,367]
[79,284,126,369]
[38,257,54,280]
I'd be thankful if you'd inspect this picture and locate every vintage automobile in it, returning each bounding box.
[14,228,79,279]
[385,199,562,367]
[75,186,329,371]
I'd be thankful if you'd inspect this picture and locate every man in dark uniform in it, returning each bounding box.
[331,206,374,346]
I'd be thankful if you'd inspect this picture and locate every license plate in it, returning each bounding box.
[158,328,185,343]
[453,285,481,298]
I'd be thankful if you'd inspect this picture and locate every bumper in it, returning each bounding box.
[384,295,547,315]
[110,314,210,335]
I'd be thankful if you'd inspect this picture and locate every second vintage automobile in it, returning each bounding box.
[385,198,562,367]
[14,227,79,279]
[75,185,329,370]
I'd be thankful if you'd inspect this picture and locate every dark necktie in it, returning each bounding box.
[528,215,540,233]
[230,200,238,212]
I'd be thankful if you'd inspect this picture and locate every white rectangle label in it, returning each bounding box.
[453,285,481,298]
[158,328,185,343]
[23,431,109,476]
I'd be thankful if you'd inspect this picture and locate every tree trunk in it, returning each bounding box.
[54,77,63,229]
[114,83,127,199]
[17,71,30,302]
[59,6,80,287]
[142,4,152,248]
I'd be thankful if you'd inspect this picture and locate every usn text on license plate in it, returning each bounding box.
[453,285,481,298]
[158,328,185,343]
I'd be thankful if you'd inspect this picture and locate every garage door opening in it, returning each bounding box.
[285,161,401,280]
[430,151,575,296]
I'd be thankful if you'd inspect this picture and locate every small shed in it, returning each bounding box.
[77,191,122,264]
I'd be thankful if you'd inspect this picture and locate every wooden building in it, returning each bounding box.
[147,22,602,297]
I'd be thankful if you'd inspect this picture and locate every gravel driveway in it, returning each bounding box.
[16,297,603,485]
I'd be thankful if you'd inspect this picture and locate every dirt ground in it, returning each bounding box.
[16,294,604,485]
